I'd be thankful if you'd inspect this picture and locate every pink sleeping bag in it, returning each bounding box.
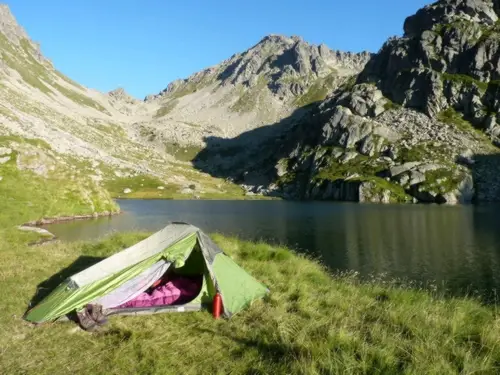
[118,275,202,308]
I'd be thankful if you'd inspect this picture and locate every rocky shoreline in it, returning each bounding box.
[16,210,121,246]
[21,210,120,227]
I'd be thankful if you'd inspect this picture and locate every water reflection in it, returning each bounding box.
[43,200,500,300]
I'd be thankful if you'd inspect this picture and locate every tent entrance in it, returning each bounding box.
[108,245,213,314]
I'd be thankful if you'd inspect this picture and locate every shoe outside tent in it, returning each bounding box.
[24,222,269,325]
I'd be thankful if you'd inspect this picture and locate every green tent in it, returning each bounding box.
[25,222,269,324]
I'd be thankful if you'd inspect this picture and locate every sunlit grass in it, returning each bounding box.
[1,231,499,374]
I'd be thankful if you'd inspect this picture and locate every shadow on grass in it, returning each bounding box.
[195,327,306,371]
[27,256,104,311]
[192,104,322,187]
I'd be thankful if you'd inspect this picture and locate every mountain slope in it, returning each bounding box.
[0,3,374,220]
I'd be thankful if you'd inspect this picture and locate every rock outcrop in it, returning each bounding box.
[359,0,500,132]
[242,0,500,204]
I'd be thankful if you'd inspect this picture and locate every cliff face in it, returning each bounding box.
[239,0,500,204]
[360,0,500,127]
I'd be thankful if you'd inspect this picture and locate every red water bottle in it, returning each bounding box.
[212,293,223,319]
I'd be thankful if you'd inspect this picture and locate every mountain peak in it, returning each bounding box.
[257,34,303,45]
[108,87,138,103]
[216,34,372,87]
[0,4,29,44]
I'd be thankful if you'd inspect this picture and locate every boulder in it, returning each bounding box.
[394,172,410,186]
[0,156,10,164]
[409,170,426,185]
[408,185,444,204]
[123,188,132,194]
[276,159,288,177]
[358,134,385,157]
[344,84,387,118]
[389,162,421,177]
[441,173,475,204]
[17,226,55,237]
[456,149,475,166]
[339,151,358,164]
[320,106,353,145]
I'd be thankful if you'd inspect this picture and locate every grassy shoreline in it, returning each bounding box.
[1,231,499,374]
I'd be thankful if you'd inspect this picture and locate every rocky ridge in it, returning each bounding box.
[140,35,372,147]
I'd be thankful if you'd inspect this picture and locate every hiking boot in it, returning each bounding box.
[76,309,97,331]
[88,304,108,326]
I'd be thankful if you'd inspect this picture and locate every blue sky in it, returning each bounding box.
[6,0,431,99]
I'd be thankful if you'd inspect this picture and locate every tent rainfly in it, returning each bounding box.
[24,223,269,325]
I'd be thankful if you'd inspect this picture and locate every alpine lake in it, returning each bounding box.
[42,199,500,302]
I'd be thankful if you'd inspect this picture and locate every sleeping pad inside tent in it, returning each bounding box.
[24,222,269,326]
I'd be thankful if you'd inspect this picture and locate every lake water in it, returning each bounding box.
[43,199,500,301]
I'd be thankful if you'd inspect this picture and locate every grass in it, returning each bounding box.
[0,136,499,373]
[0,134,52,150]
[54,70,85,90]
[0,135,118,227]
[154,99,178,118]
[294,72,338,108]
[0,153,118,227]
[437,107,491,143]
[383,99,401,111]
[440,72,500,94]
[433,19,478,38]
[231,75,269,113]
[103,175,171,199]
[440,72,490,92]
[165,142,203,162]
[314,152,387,182]
[361,176,412,203]
[102,173,267,200]
[420,168,464,194]
[476,20,500,44]
[396,142,440,164]
[2,52,53,94]
[1,35,109,114]
[167,77,213,100]
[306,150,411,203]
[94,123,127,139]
[0,104,20,121]
[1,232,500,374]
[52,82,108,113]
